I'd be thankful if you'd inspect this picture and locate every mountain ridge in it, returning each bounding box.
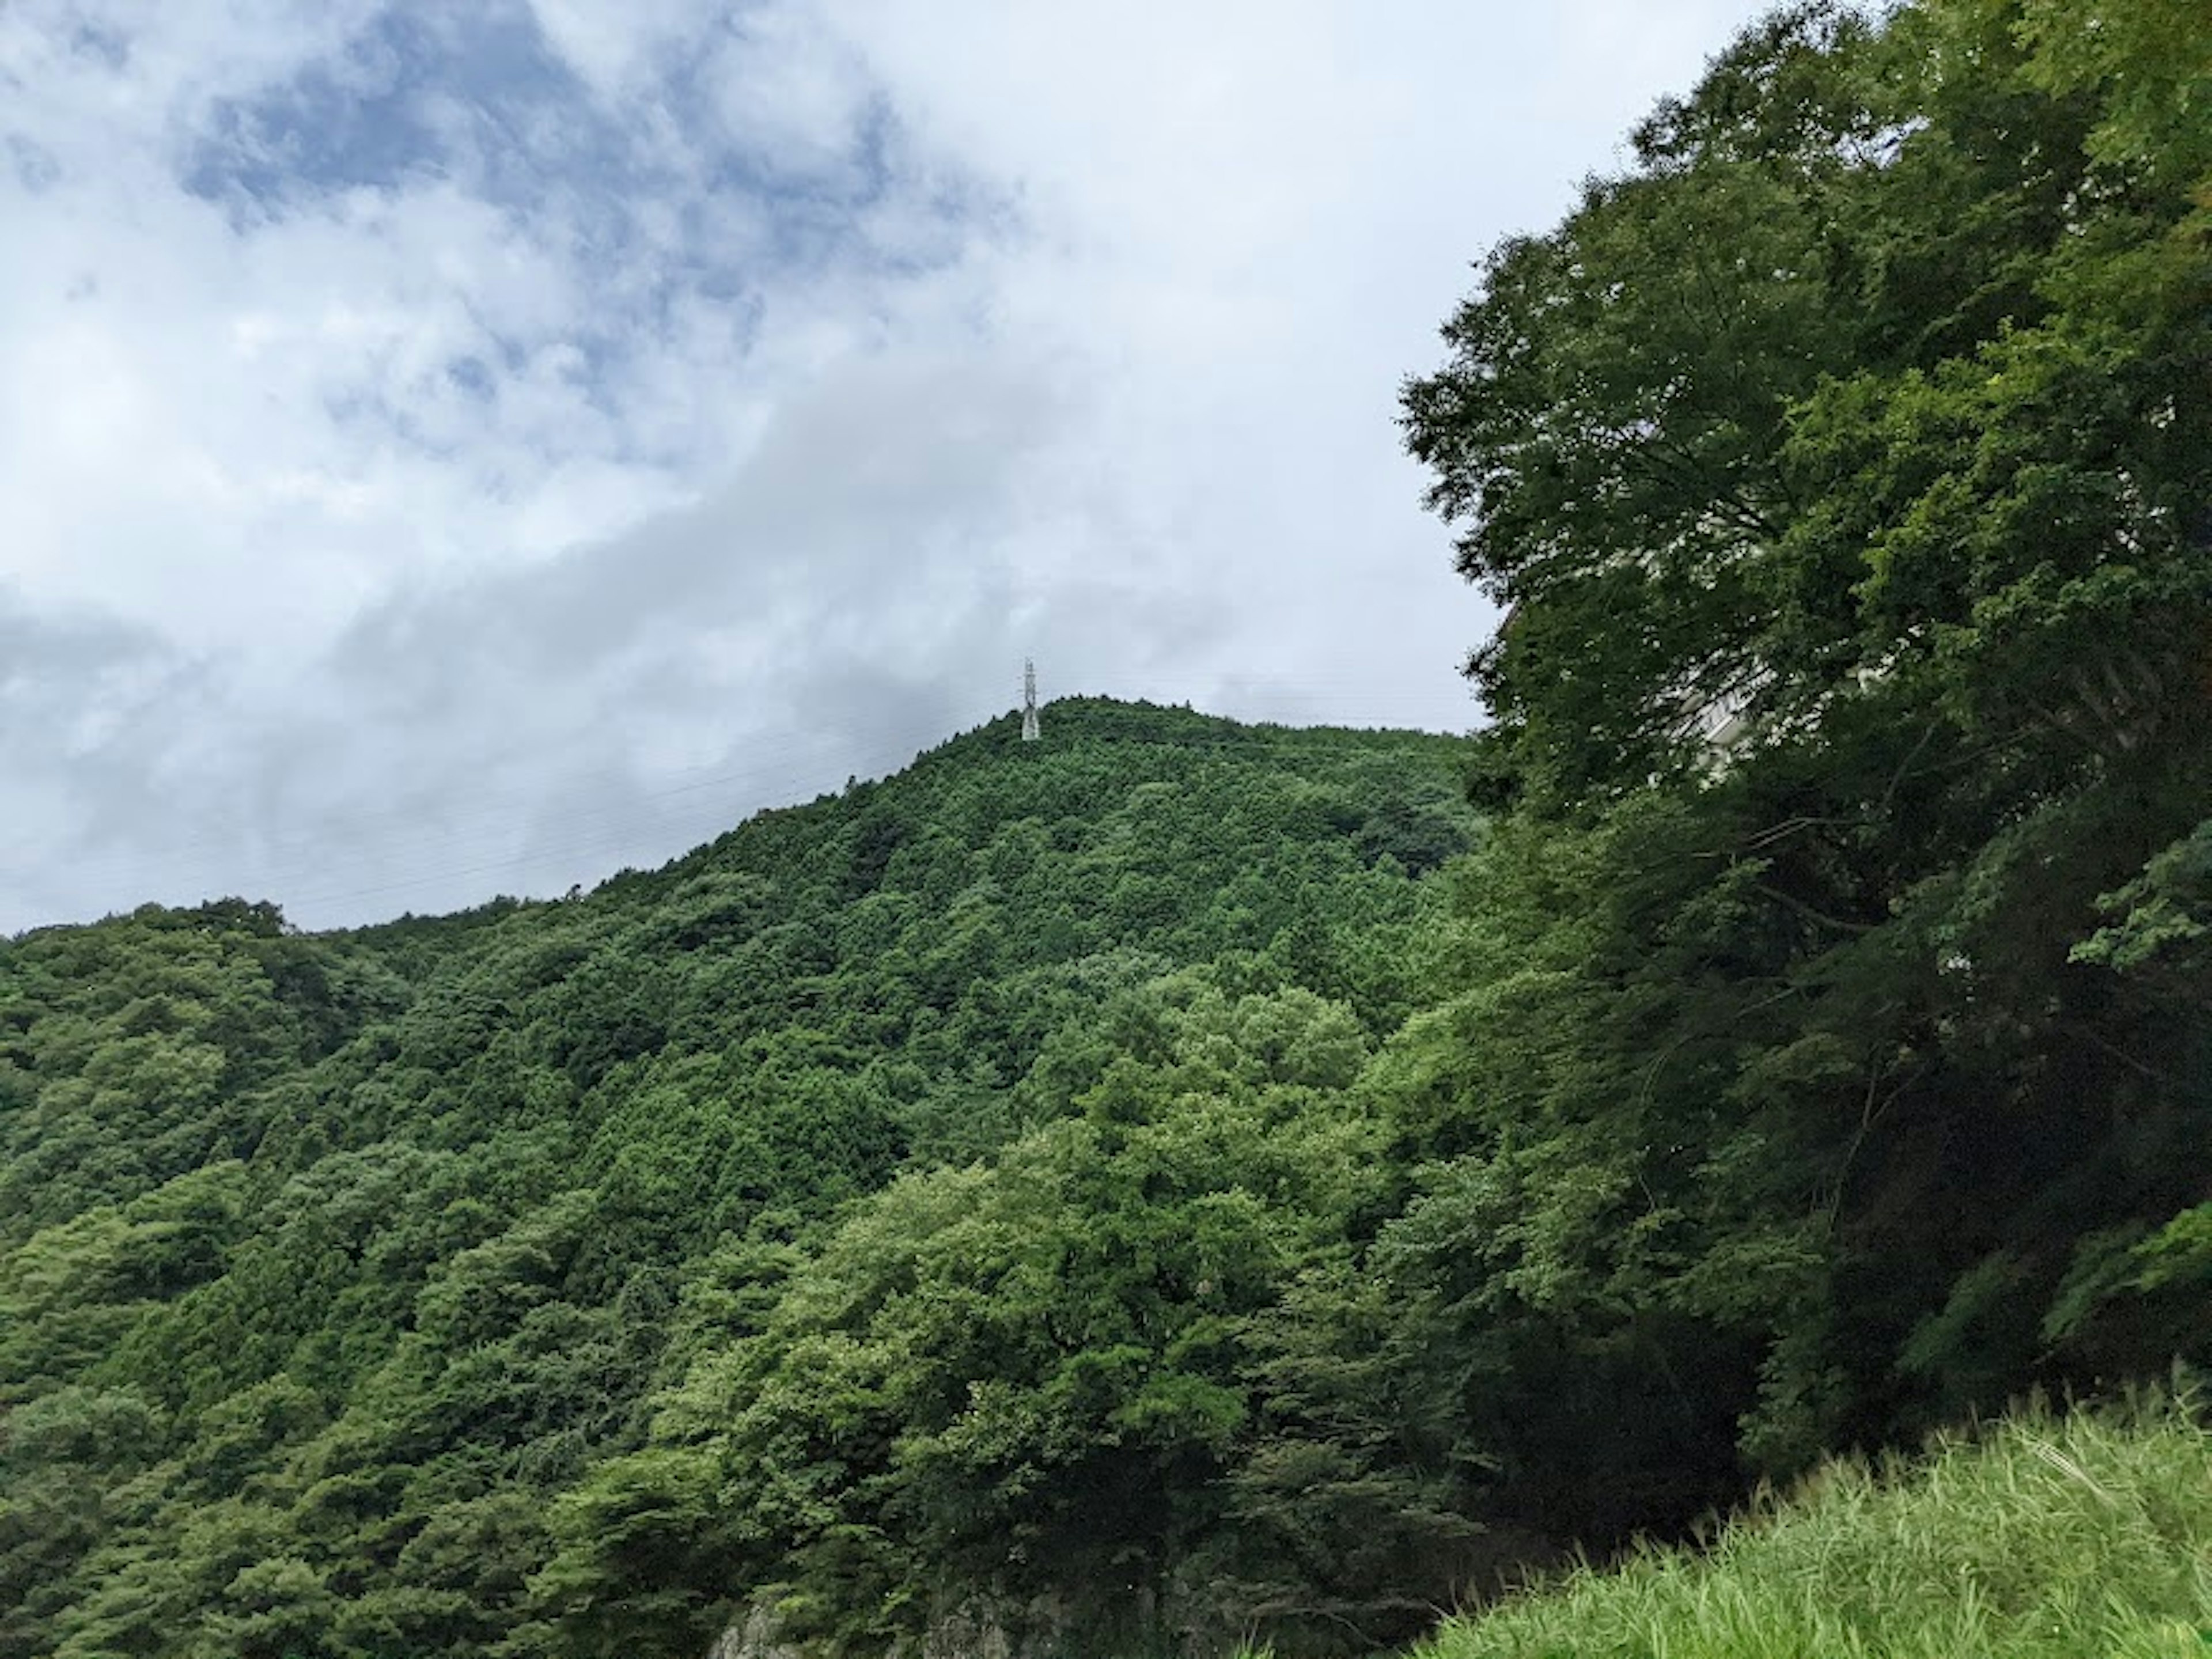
[0,696,1484,1659]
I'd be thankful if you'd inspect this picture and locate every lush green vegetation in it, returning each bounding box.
[1,704,1484,1658]
[1393,0,2212,1527]
[4,0,2207,1654]
[1421,1395,2212,1659]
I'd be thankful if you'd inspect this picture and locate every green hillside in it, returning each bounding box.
[6,0,2211,1653]
[1,700,1484,1659]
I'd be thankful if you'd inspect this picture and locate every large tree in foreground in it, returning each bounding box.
[1402,0,2212,1478]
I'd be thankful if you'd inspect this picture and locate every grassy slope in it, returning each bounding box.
[1418,1399,2212,1659]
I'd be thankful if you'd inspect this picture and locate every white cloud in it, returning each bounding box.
[1,0,1775,931]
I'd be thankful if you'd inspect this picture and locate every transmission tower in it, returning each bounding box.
[1021,659,1040,743]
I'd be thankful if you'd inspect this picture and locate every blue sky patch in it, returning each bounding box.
[181,4,585,209]
[7,134,62,192]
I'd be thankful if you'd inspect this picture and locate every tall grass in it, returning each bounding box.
[1417,1395,2212,1659]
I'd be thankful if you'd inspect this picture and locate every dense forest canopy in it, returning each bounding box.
[4,1,2209,1656]
[1400,0,2211,1472]
[2,705,1484,1657]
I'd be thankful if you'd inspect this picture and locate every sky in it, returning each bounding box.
[2,0,1775,933]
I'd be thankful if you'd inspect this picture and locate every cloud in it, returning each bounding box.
[1,0,1775,931]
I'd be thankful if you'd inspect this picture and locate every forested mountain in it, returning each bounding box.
[1,703,1485,1658]
[6,0,2210,1655]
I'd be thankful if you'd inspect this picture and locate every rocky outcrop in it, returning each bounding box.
[706,1594,1075,1659]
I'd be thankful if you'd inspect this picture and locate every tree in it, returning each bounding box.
[1402,0,2212,1483]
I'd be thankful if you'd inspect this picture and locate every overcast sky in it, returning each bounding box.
[3,0,1773,933]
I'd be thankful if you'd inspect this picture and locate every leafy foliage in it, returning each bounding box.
[1,704,1479,1657]
[1402,0,2212,1490]
[6,0,2210,1651]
